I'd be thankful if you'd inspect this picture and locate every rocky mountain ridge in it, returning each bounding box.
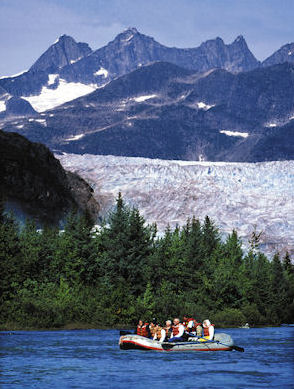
[2,60,293,162]
[1,28,293,115]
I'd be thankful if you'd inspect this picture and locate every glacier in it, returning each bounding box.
[57,154,294,257]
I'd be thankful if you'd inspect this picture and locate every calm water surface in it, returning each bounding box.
[1,327,293,388]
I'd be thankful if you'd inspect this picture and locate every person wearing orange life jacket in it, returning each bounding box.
[136,320,150,337]
[199,319,215,341]
[153,324,166,342]
[168,318,185,342]
[148,318,157,339]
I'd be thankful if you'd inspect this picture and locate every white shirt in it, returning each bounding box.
[172,324,185,338]
[186,320,197,335]
[153,328,166,342]
[206,325,215,340]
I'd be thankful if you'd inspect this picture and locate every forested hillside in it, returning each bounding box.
[1,194,293,329]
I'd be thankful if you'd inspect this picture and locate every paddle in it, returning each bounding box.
[229,344,244,352]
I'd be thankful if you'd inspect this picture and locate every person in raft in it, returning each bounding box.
[183,316,201,337]
[136,319,150,337]
[153,323,166,342]
[148,318,157,339]
[199,319,215,341]
[168,318,185,342]
[164,320,173,341]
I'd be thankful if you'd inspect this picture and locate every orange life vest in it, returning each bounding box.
[137,323,149,337]
[172,324,180,336]
[155,326,163,339]
[149,324,157,338]
[203,323,214,337]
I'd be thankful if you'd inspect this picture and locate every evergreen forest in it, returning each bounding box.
[1,194,293,330]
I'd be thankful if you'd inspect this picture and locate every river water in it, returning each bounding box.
[1,327,293,388]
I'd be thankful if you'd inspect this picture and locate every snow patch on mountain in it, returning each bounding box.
[22,79,97,112]
[57,154,294,256]
[48,74,58,85]
[197,102,215,110]
[0,101,6,112]
[124,33,134,42]
[65,134,85,141]
[132,94,158,102]
[220,130,249,138]
[34,118,47,126]
[94,67,108,78]
[70,56,83,64]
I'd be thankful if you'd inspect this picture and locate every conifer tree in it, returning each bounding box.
[270,253,287,323]
[0,213,21,305]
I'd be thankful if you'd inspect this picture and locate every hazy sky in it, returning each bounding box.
[0,0,293,76]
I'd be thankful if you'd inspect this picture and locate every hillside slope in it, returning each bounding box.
[0,130,99,223]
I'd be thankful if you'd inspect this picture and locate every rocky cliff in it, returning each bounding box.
[0,130,99,224]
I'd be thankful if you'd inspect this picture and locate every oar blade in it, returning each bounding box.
[232,345,244,352]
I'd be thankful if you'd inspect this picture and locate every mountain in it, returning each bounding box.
[3,61,293,162]
[30,34,92,73]
[0,35,94,112]
[262,42,294,67]
[0,130,99,224]
[4,97,36,117]
[58,153,294,257]
[0,29,259,113]
[60,29,259,84]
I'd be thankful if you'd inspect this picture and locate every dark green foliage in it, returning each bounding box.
[0,194,293,329]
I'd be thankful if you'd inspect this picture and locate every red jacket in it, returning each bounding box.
[184,318,199,332]
[137,323,149,337]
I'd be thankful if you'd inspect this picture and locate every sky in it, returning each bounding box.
[0,0,293,76]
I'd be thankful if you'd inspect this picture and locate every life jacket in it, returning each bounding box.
[137,323,149,337]
[172,323,180,336]
[203,323,214,337]
[155,326,163,339]
[184,318,198,332]
[149,324,157,338]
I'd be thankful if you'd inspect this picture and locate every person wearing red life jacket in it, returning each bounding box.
[200,319,215,341]
[183,316,203,337]
[183,316,198,336]
[168,318,185,342]
[136,320,150,337]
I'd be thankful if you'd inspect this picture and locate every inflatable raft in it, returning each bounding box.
[119,333,235,352]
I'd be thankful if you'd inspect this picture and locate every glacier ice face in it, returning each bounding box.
[57,154,294,257]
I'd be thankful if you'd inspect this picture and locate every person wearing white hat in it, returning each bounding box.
[202,319,214,340]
